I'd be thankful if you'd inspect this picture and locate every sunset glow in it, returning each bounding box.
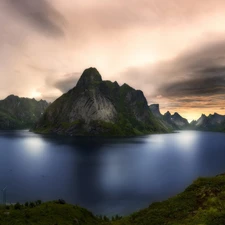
[1,0,225,121]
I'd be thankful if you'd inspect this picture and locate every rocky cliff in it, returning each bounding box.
[34,68,167,136]
[149,104,162,118]
[194,113,225,131]
[0,95,48,129]
[149,104,189,130]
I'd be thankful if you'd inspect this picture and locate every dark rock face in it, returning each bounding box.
[0,95,49,129]
[171,112,189,128]
[149,104,189,130]
[149,104,162,118]
[194,113,225,131]
[34,68,167,136]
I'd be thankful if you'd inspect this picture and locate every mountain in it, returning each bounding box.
[0,95,48,129]
[149,104,162,118]
[194,113,225,131]
[34,67,168,136]
[170,112,189,128]
[149,104,189,130]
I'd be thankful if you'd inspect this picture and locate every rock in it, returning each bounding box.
[34,67,167,136]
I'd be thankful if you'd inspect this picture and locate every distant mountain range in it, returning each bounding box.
[0,95,48,129]
[149,104,189,130]
[149,104,225,132]
[0,68,224,135]
[190,113,225,132]
[33,68,168,136]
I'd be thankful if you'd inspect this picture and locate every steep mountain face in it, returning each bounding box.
[171,112,189,128]
[149,104,189,130]
[34,68,167,136]
[0,95,49,129]
[195,113,225,131]
[162,111,189,129]
[149,104,162,118]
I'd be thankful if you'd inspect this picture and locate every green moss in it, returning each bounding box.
[61,120,83,129]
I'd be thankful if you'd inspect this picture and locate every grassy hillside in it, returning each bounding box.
[1,174,225,225]
[113,174,225,225]
[0,95,48,129]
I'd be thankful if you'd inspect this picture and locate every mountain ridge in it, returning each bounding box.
[34,68,168,136]
[0,95,49,129]
[149,104,189,129]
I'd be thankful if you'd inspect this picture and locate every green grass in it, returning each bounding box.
[0,200,101,225]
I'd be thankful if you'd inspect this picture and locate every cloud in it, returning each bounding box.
[7,0,65,37]
[157,39,225,98]
[160,76,225,97]
[53,73,80,93]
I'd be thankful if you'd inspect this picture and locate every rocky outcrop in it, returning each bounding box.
[149,104,189,130]
[149,104,162,118]
[194,113,225,131]
[34,68,167,136]
[170,112,189,128]
[0,95,48,129]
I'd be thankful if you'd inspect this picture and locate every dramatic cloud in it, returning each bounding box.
[1,0,225,121]
[122,38,225,121]
[53,73,79,93]
[157,40,225,98]
[6,0,65,36]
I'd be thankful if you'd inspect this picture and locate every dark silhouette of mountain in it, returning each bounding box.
[34,68,168,136]
[0,95,48,129]
[149,104,162,118]
[149,104,189,130]
[194,113,225,131]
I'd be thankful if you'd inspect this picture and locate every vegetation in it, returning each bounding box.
[0,95,48,129]
[1,174,225,224]
[113,173,225,225]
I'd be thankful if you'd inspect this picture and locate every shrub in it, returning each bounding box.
[14,202,22,210]
[29,202,35,208]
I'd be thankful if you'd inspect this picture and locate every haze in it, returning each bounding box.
[1,0,225,121]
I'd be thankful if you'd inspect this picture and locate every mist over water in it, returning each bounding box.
[0,130,225,216]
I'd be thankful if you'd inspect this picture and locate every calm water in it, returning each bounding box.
[0,130,225,216]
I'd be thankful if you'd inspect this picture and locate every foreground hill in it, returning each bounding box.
[191,113,225,132]
[0,95,48,129]
[34,68,167,136]
[114,174,225,225]
[149,104,189,130]
[1,174,225,225]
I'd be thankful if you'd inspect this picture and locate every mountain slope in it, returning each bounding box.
[149,104,162,118]
[194,113,225,131]
[34,68,167,136]
[0,95,48,129]
[149,104,189,130]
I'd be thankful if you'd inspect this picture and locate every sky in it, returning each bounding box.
[1,0,225,122]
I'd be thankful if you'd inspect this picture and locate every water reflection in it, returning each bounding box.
[0,130,224,216]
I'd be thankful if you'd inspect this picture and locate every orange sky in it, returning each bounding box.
[0,0,225,121]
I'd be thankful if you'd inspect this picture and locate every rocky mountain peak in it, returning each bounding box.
[173,112,179,116]
[164,111,171,117]
[34,68,167,136]
[149,104,162,118]
[76,67,102,89]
